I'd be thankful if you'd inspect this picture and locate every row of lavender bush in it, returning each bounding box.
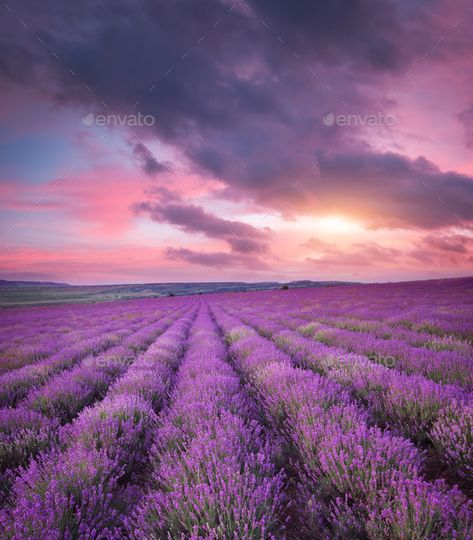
[231,297,473,388]
[210,304,472,538]
[0,303,198,538]
[281,280,473,339]
[0,302,187,504]
[303,313,472,353]
[0,299,160,372]
[223,304,473,483]
[0,301,175,408]
[284,309,472,388]
[129,303,286,538]
[233,279,472,340]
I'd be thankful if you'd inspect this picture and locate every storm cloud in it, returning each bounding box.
[2,0,472,234]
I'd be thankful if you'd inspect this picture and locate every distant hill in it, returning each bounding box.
[0,279,70,288]
[287,280,357,288]
[0,279,357,307]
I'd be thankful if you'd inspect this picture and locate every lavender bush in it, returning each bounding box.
[0,280,472,538]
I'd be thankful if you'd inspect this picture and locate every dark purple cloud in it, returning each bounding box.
[165,247,267,269]
[132,143,169,176]
[249,0,414,71]
[0,0,447,144]
[133,200,269,253]
[219,150,473,230]
[304,151,473,229]
[1,0,472,234]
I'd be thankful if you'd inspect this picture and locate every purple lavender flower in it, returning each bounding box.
[430,400,473,479]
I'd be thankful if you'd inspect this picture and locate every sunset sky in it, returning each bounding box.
[1,0,473,284]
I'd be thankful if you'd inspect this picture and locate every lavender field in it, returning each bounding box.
[0,278,472,539]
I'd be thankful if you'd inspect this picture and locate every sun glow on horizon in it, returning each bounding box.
[315,215,364,234]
